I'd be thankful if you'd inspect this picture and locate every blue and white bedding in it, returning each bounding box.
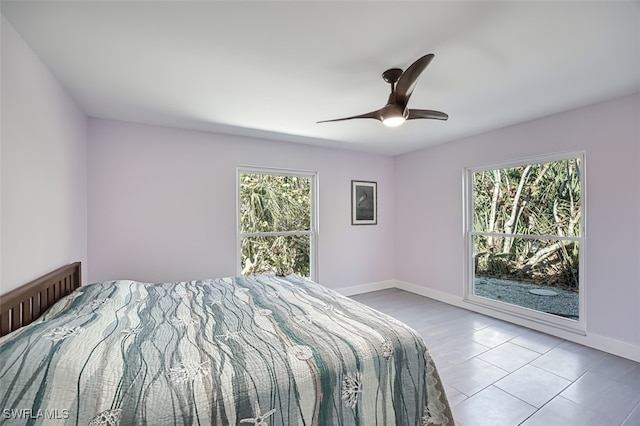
[0,274,452,425]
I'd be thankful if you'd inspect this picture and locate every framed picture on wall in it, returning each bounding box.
[351,180,377,225]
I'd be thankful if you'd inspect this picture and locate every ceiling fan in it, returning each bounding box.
[318,53,448,127]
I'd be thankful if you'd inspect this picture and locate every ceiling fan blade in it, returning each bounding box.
[407,109,449,121]
[317,110,381,123]
[395,54,434,105]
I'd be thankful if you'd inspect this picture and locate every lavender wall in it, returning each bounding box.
[87,119,395,289]
[1,16,87,293]
[394,93,640,356]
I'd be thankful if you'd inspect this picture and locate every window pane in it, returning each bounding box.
[240,173,311,233]
[472,159,581,237]
[241,234,310,277]
[473,234,579,320]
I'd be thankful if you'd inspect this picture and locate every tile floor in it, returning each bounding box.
[352,288,640,426]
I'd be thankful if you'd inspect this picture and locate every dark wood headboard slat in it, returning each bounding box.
[0,262,81,337]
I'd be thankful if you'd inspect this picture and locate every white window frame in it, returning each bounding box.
[463,151,586,334]
[236,166,319,281]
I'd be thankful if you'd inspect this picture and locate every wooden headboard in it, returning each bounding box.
[0,262,81,337]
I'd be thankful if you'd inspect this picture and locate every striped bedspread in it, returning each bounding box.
[0,275,452,425]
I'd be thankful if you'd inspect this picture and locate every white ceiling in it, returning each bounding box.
[2,1,639,156]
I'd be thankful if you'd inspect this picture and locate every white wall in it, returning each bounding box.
[394,93,640,359]
[87,119,395,290]
[1,16,87,293]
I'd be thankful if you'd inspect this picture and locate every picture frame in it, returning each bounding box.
[351,180,377,225]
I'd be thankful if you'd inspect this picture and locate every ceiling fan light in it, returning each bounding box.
[380,104,407,127]
[382,116,406,127]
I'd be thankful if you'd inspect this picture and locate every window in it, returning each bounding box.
[238,168,317,280]
[464,153,585,331]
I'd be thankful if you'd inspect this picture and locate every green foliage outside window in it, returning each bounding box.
[240,173,312,277]
[472,158,581,291]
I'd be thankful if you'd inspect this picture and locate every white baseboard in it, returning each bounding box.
[334,280,395,297]
[340,279,640,363]
[395,280,465,306]
[583,333,640,363]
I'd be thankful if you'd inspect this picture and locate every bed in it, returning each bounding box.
[0,263,453,425]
